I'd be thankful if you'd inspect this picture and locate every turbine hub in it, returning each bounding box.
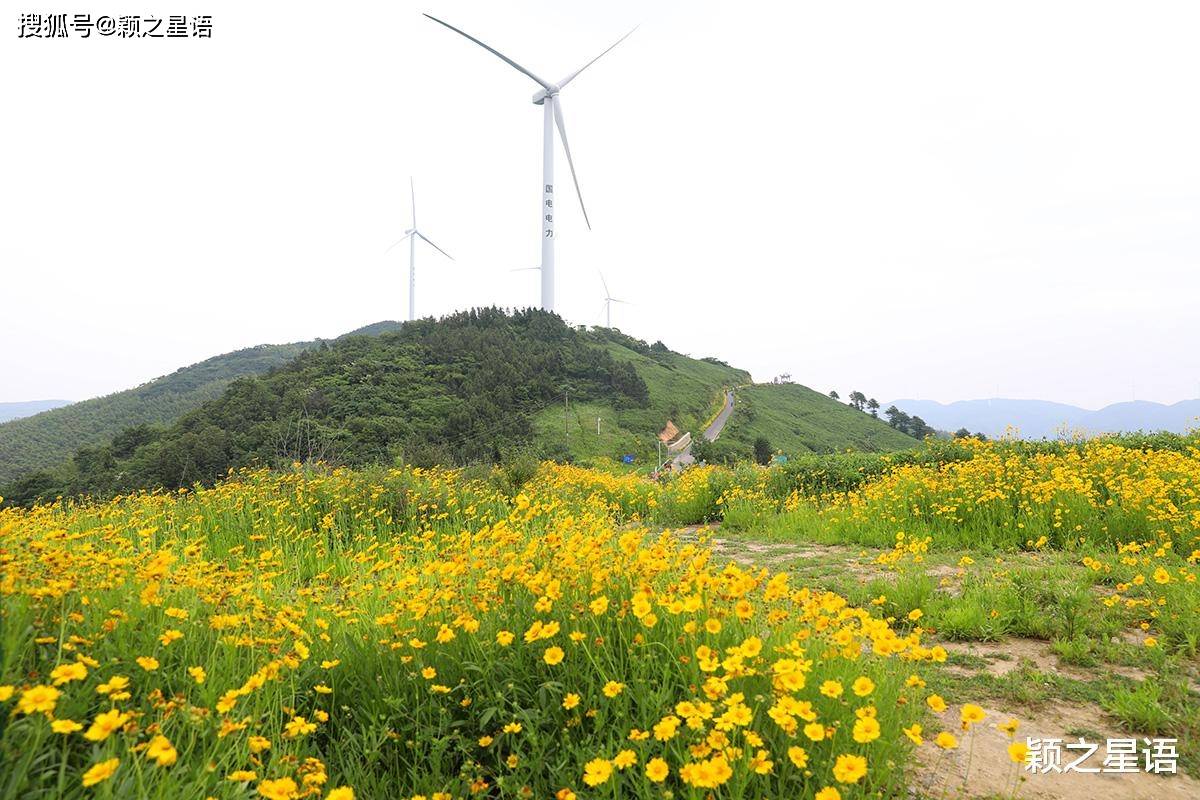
[531,86,559,105]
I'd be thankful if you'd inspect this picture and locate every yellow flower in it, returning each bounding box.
[815,789,841,800]
[902,723,923,745]
[907,608,924,622]
[589,596,609,615]
[582,758,613,786]
[258,777,299,800]
[159,629,184,646]
[421,667,437,680]
[819,680,843,698]
[188,666,207,684]
[249,736,272,753]
[832,753,867,784]
[645,757,669,782]
[804,722,826,741]
[960,704,986,727]
[17,685,60,716]
[327,788,355,800]
[1153,567,1171,584]
[51,719,83,734]
[478,735,493,747]
[852,716,881,743]
[602,680,624,698]
[496,631,515,646]
[228,771,258,782]
[926,694,947,713]
[613,749,637,769]
[503,722,522,734]
[1144,636,1158,648]
[787,745,809,768]
[50,662,88,686]
[145,734,178,766]
[84,708,129,741]
[284,716,317,738]
[543,646,565,665]
[562,693,580,710]
[935,731,959,749]
[315,684,333,694]
[1008,741,1030,764]
[0,686,15,702]
[997,718,1020,736]
[852,676,875,697]
[82,758,120,787]
[136,656,159,672]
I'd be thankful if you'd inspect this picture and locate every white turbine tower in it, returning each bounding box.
[599,271,629,328]
[424,14,634,313]
[386,178,453,321]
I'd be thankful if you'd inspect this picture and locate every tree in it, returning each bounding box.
[848,391,867,411]
[954,427,971,439]
[753,436,773,465]
[909,416,934,439]
[867,398,880,417]
[828,390,840,401]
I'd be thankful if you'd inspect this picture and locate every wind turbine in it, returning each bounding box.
[385,177,453,321]
[598,271,629,328]
[424,13,634,313]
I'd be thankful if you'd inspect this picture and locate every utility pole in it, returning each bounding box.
[564,389,570,438]
[596,416,602,436]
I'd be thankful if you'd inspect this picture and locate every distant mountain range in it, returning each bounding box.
[0,400,73,423]
[886,398,1200,439]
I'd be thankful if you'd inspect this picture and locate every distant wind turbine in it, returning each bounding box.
[424,13,635,313]
[598,271,630,328]
[385,178,453,321]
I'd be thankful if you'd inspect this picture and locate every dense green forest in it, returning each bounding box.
[1,310,653,504]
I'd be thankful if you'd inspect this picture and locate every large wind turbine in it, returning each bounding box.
[424,13,634,313]
[599,271,629,328]
[385,178,453,321]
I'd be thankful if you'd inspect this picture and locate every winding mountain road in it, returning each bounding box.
[671,389,735,468]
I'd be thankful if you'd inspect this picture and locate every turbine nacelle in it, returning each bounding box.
[531,87,559,105]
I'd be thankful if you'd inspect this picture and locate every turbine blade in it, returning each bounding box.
[598,270,611,298]
[410,176,416,228]
[551,97,591,230]
[384,232,414,253]
[612,298,632,304]
[510,266,541,272]
[556,26,637,90]
[423,14,553,91]
[417,232,454,261]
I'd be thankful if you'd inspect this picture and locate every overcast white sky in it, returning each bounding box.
[2,0,1197,409]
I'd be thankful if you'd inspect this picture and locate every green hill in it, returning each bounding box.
[720,383,917,454]
[1,313,918,506]
[0,322,405,484]
[531,331,749,463]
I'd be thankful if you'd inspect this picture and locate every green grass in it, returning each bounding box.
[532,342,749,464]
[720,383,917,455]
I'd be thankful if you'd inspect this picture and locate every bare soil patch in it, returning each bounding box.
[914,702,1198,800]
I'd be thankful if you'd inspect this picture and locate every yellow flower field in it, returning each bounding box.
[2,465,947,799]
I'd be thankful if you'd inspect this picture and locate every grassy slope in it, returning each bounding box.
[0,323,405,483]
[721,383,917,454]
[532,340,750,463]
